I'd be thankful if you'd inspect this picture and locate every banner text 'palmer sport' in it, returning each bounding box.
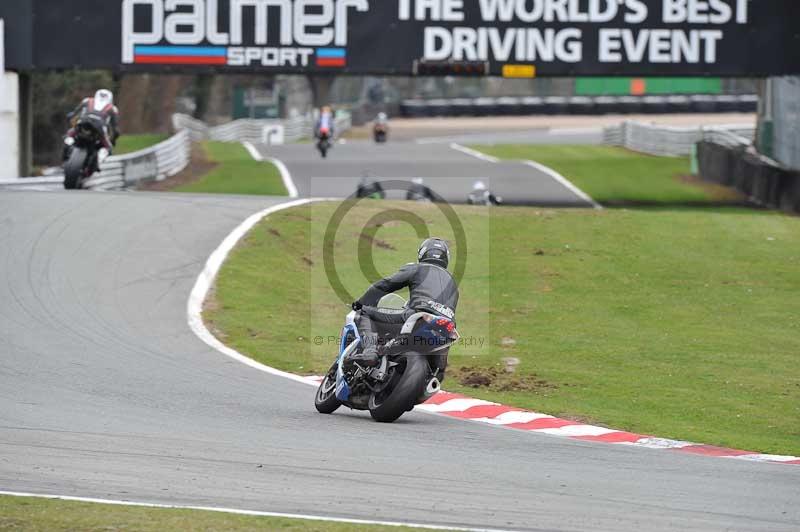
[2,0,799,76]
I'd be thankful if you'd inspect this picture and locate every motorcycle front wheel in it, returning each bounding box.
[63,148,88,190]
[368,353,428,423]
[314,363,341,414]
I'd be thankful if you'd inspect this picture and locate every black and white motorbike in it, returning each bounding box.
[63,115,108,190]
[315,294,458,423]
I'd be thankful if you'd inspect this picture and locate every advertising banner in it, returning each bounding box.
[2,1,800,76]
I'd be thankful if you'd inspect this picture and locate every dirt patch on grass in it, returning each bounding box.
[451,366,558,394]
[676,174,748,203]
[138,142,217,191]
[359,233,397,250]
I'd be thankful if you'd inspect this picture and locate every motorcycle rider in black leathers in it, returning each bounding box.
[348,238,459,367]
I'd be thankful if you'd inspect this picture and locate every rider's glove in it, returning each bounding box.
[351,301,363,311]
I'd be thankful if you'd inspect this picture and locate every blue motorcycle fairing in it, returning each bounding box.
[335,318,360,402]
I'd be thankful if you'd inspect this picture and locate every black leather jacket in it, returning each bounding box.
[358,262,459,321]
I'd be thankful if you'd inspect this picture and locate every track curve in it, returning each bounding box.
[1,190,798,531]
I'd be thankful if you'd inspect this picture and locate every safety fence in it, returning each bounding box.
[0,130,192,192]
[602,121,755,157]
[83,129,191,191]
[172,112,352,144]
[697,141,800,214]
[400,94,758,118]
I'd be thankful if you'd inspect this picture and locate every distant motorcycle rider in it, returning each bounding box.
[348,238,459,367]
[315,105,335,139]
[356,176,386,199]
[406,177,435,202]
[467,180,502,206]
[64,89,120,165]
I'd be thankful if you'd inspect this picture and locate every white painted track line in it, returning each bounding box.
[449,143,500,163]
[522,160,602,210]
[448,143,601,209]
[187,198,316,386]
[243,141,299,198]
[0,490,513,532]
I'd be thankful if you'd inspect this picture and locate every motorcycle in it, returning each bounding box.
[316,128,332,158]
[63,114,108,190]
[315,294,458,423]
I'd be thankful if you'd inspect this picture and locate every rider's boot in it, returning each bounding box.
[347,333,380,367]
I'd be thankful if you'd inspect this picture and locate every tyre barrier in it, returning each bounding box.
[567,96,594,115]
[400,94,758,118]
[697,141,800,214]
[451,98,475,116]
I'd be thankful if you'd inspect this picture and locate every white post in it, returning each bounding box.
[0,18,21,179]
[0,19,4,74]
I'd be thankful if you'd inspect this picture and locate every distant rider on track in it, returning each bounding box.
[315,105,335,139]
[348,238,459,368]
[63,89,120,168]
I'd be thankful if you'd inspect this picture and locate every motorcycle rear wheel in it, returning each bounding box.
[368,353,428,423]
[64,148,88,190]
[314,364,341,414]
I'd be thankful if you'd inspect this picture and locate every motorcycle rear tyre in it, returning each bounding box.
[368,353,428,423]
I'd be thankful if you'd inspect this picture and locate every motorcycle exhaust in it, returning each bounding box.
[425,377,441,397]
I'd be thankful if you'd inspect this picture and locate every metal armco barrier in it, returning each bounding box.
[83,129,191,191]
[0,130,192,192]
[603,121,755,157]
[172,113,352,144]
[400,94,758,118]
[697,141,800,214]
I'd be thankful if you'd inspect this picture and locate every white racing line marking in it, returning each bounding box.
[449,144,602,209]
[187,198,318,387]
[521,160,602,210]
[242,141,299,198]
[0,490,512,532]
[449,143,500,163]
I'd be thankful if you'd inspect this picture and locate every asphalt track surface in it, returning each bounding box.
[1,190,799,531]
[256,141,593,207]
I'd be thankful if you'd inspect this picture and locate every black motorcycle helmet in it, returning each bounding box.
[418,238,450,269]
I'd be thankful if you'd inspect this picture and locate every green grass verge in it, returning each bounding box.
[470,144,715,205]
[115,134,168,155]
[175,142,287,196]
[0,496,432,531]
[206,201,800,455]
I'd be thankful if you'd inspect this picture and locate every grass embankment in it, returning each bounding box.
[0,496,431,531]
[206,198,800,455]
[174,142,286,195]
[115,134,168,155]
[472,144,738,205]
